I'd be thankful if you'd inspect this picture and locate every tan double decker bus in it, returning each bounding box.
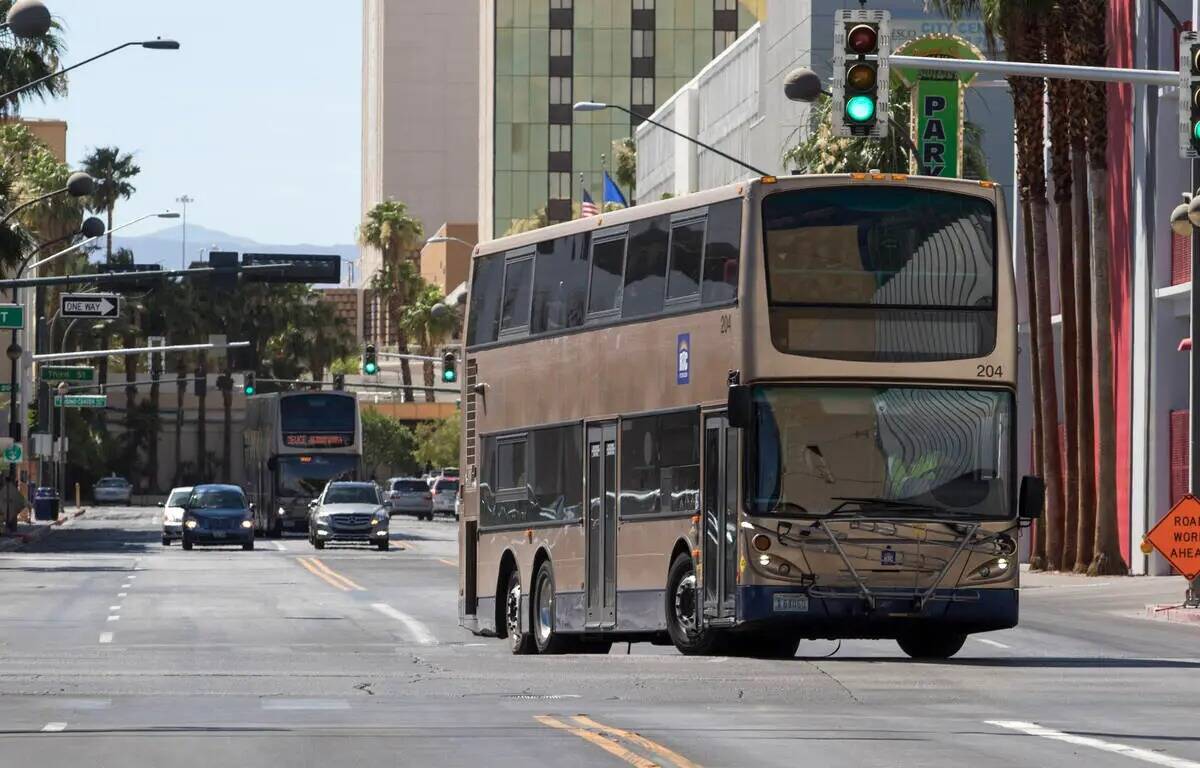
[456,173,1042,659]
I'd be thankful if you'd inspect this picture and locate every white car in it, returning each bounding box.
[431,477,458,517]
[160,486,193,546]
[94,476,133,505]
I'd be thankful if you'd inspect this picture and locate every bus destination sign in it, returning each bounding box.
[283,433,353,448]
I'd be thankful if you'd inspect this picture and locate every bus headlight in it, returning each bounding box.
[969,557,1012,581]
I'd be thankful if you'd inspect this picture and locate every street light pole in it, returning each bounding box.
[0,38,180,106]
[176,195,194,270]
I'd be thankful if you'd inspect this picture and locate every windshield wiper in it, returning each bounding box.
[826,496,970,518]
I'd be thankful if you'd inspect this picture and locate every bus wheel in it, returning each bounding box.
[665,554,724,656]
[533,560,570,654]
[505,569,535,655]
[897,631,967,660]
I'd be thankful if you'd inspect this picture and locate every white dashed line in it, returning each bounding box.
[120,583,131,588]
[986,721,1200,768]
[98,632,113,644]
[41,722,66,732]
[109,605,121,611]
[272,541,287,552]
[118,592,127,597]
[370,602,437,645]
[106,615,119,622]
[974,637,1011,649]
[261,699,350,711]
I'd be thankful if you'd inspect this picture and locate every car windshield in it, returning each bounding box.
[435,480,459,493]
[750,386,1013,519]
[188,489,245,510]
[394,480,428,492]
[324,485,379,505]
[166,490,191,507]
[97,478,127,487]
[277,455,360,497]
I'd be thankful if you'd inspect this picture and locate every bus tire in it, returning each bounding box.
[897,631,967,660]
[665,553,724,656]
[532,560,570,654]
[313,539,325,550]
[505,569,536,655]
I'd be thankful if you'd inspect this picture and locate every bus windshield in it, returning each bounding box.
[280,395,356,433]
[750,386,1013,519]
[277,455,359,498]
[761,186,997,362]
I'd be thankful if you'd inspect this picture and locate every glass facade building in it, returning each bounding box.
[488,0,763,237]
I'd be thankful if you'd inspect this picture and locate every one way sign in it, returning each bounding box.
[60,293,120,320]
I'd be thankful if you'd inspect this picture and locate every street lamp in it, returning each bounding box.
[2,0,51,38]
[0,38,180,105]
[26,210,179,274]
[0,171,93,227]
[424,235,476,249]
[573,101,772,178]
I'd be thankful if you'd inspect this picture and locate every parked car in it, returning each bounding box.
[93,476,133,505]
[159,485,193,546]
[308,481,389,550]
[386,477,434,520]
[181,484,255,551]
[431,477,458,517]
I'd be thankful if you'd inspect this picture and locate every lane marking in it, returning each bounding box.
[437,558,458,567]
[571,714,701,768]
[128,574,136,579]
[987,720,1200,768]
[262,699,350,711]
[305,557,366,591]
[120,583,131,588]
[534,715,660,768]
[109,605,121,611]
[117,592,127,598]
[106,615,119,622]
[41,722,66,732]
[295,557,348,591]
[98,632,113,644]
[974,637,1011,649]
[370,603,437,645]
[272,541,287,552]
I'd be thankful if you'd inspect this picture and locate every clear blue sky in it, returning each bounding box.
[22,0,362,246]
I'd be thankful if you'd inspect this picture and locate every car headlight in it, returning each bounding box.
[372,512,388,525]
[241,519,253,529]
[184,519,198,529]
[278,507,287,516]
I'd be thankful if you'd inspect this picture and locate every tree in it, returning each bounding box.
[362,409,417,479]
[414,416,460,471]
[358,200,424,401]
[399,281,458,402]
[81,146,140,260]
[614,137,637,201]
[0,0,65,117]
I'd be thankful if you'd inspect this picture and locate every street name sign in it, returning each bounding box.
[0,383,17,393]
[60,293,119,319]
[54,394,106,408]
[0,304,24,330]
[1145,495,1200,580]
[41,366,95,383]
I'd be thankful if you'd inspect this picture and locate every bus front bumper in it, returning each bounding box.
[736,585,1018,638]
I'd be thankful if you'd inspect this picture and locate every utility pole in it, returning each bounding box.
[175,195,194,270]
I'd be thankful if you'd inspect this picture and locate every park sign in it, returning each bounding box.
[0,304,24,330]
[1143,495,1200,580]
[54,394,106,409]
[41,365,95,383]
[892,35,984,178]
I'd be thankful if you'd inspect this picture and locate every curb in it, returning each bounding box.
[1145,604,1200,625]
[0,508,86,552]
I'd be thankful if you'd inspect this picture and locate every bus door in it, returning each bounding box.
[702,414,738,623]
[585,423,618,628]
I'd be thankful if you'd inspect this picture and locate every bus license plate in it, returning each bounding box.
[773,594,809,613]
[212,531,226,539]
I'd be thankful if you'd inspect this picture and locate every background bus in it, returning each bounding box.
[457,173,1038,659]
[244,391,362,537]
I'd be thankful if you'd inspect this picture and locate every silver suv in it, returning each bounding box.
[386,477,433,520]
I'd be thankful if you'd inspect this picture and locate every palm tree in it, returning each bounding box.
[400,281,459,402]
[81,147,140,261]
[0,0,65,117]
[1079,0,1126,576]
[358,200,424,401]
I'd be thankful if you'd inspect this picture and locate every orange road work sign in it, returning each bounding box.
[1145,495,1200,580]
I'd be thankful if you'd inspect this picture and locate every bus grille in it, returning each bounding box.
[465,359,478,474]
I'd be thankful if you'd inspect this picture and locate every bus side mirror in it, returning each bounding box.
[727,385,752,429]
[1018,476,1044,520]
[267,457,278,471]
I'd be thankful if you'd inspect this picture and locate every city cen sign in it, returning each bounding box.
[1144,495,1200,579]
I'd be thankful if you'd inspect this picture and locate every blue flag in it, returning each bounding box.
[603,171,628,208]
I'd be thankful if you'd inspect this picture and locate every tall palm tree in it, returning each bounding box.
[81,147,140,261]
[1080,0,1126,575]
[0,0,65,117]
[400,281,459,402]
[358,200,424,402]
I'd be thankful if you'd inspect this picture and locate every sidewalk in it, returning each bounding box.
[0,507,86,552]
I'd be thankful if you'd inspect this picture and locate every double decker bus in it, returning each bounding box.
[244,390,362,537]
[456,173,1042,659]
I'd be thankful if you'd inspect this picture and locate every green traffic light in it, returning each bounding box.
[442,369,457,384]
[845,95,876,123]
[1193,120,1200,141]
[244,386,255,395]
[364,362,378,375]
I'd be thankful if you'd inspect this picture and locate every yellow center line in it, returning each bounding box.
[295,557,349,592]
[571,715,701,768]
[534,715,661,768]
[305,557,366,591]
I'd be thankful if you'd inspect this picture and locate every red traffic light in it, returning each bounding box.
[846,23,878,55]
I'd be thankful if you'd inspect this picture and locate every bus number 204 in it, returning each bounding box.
[976,364,1003,378]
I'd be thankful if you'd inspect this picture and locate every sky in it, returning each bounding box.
[22,0,362,247]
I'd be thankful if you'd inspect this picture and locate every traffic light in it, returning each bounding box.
[1180,31,1200,158]
[832,9,890,139]
[332,373,345,390]
[243,372,257,396]
[362,344,378,375]
[441,351,457,384]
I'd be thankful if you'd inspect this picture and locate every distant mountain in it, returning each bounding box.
[107,224,361,287]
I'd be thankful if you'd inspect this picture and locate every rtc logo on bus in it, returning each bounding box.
[284,433,354,448]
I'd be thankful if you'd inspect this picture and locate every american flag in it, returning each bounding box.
[580,187,599,217]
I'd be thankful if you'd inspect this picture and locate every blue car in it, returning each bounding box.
[181,484,256,551]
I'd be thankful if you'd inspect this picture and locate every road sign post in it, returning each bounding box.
[0,304,24,330]
[59,293,120,320]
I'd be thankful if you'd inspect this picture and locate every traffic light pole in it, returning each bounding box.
[32,340,250,363]
[886,54,1179,86]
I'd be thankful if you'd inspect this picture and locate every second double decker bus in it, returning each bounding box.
[456,173,1042,659]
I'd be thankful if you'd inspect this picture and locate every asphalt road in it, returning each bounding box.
[0,506,1197,768]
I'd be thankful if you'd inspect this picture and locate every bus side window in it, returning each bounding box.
[468,253,505,346]
[701,199,742,305]
[588,235,627,315]
[622,216,669,319]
